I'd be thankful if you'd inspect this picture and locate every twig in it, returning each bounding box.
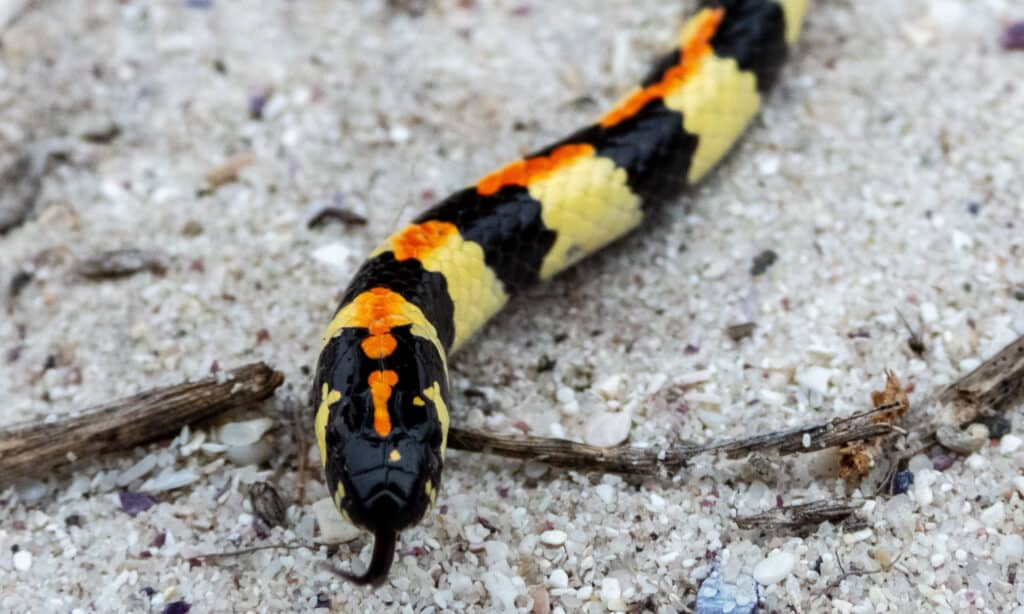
[735,499,865,531]
[448,427,701,474]
[886,335,1024,462]
[451,335,1024,478]
[190,541,311,562]
[0,362,284,482]
[937,334,1024,418]
[447,404,898,476]
[820,549,904,596]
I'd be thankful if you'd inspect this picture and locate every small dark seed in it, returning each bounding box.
[536,355,556,372]
[750,249,778,276]
[726,322,756,341]
[7,269,33,301]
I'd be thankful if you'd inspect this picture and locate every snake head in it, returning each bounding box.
[313,324,449,584]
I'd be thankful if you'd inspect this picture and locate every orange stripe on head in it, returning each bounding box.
[368,369,399,436]
[361,333,398,359]
[391,220,458,261]
[476,143,596,196]
[600,7,724,128]
[344,288,415,360]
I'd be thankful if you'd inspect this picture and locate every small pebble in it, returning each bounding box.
[594,484,616,505]
[980,501,1006,526]
[218,418,274,446]
[548,569,569,588]
[795,366,832,395]
[140,470,199,493]
[999,534,1024,562]
[583,410,631,448]
[312,243,352,270]
[464,523,490,544]
[936,423,988,454]
[1000,434,1022,454]
[311,498,361,543]
[752,549,795,585]
[529,585,550,614]
[13,550,32,571]
[600,577,626,611]
[540,529,567,546]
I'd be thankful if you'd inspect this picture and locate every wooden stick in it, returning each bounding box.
[1,335,1019,485]
[448,404,898,475]
[734,499,866,531]
[0,362,284,482]
[450,334,1024,477]
[938,334,1024,417]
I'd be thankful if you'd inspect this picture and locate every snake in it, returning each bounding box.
[312,0,809,584]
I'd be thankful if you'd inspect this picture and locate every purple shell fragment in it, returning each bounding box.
[119,491,156,517]
[1002,21,1024,50]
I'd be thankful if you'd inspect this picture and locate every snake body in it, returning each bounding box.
[313,0,809,583]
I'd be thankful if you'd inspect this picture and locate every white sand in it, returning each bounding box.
[2,0,1023,611]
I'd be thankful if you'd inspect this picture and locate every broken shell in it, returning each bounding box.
[218,417,274,447]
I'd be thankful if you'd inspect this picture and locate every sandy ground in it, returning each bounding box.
[2,0,1024,612]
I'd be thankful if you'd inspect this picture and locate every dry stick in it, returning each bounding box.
[734,499,867,531]
[883,334,1024,474]
[451,334,1024,476]
[448,405,899,475]
[937,333,1024,420]
[0,362,284,483]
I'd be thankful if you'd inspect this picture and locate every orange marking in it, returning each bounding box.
[476,143,595,196]
[599,7,724,128]
[391,220,458,261]
[345,288,415,359]
[368,370,399,436]
[361,333,397,359]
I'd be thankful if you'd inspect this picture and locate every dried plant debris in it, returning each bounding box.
[249,481,288,529]
[836,371,909,482]
[74,248,168,280]
[726,322,756,341]
[749,249,778,276]
[6,269,33,302]
[897,310,926,355]
[735,499,865,531]
[0,362,284,481]
[204,152,256,190]
[77,116,121,144]
[305,195,368,229]
[0,152,44,235]
[939,334,1024,416]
